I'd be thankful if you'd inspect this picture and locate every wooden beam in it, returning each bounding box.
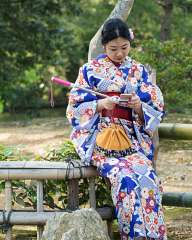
[0,207,114,225]
[162,192,192,207]
[159,123,192,140]
[0,162,98,180]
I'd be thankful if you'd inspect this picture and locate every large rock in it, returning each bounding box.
[42,208,110,240]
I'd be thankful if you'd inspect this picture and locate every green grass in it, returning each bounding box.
[0,108,66,123]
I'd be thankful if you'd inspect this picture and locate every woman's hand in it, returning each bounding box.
[122,93,144,122]
[97,97,116,112]
[125,92,142,112]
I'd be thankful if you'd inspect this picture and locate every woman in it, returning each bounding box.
[66,18,167,240]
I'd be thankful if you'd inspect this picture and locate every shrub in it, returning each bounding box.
[131,39,192,113]
[0,141,112,209]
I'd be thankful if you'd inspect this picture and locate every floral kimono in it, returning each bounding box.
[66,54,167,240]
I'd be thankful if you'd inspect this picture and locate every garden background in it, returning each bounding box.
[0,0,192,239]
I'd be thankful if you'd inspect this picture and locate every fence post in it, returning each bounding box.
[88,177,96,209]
[67,179,79,210]
[37,180,44,240]
[5,181,12,240]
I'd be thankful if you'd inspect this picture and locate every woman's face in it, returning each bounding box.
[104,37,130,64]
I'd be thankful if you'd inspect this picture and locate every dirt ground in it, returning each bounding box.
[0,111,192,239]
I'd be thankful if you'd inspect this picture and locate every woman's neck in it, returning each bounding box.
[107,56,121,67]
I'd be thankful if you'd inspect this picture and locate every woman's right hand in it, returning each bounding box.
[97,97,116,112]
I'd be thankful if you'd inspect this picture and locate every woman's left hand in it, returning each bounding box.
[125,92,142,112]
[126,92,144,122]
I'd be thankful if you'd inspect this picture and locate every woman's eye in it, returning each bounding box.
[110,49,117,52]
[122,47,128,50]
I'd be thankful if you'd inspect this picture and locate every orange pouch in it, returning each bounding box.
[96,123,132,151]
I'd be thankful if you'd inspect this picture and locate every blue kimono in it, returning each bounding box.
[66,54,167,239]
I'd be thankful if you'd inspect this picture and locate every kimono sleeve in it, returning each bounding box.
[66,64,100,165]
[137,66,164,136]
[66,64,99,130]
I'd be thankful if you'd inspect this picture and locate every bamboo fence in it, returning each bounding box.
[0,158,192,240]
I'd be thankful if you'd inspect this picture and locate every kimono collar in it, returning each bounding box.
[96,54,132,69]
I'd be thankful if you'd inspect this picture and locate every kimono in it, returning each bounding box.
[66,54,167,240]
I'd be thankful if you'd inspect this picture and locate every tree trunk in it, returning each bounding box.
[88,0,134,61]
[159,0,173,41]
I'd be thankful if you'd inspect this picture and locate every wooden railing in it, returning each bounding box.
[0,161,114,240]
[1,160,192,239]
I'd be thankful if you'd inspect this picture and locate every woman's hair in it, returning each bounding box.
[101,18,132,45]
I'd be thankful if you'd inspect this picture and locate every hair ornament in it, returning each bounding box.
[129,28,134,40]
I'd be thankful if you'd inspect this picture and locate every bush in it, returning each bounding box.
[0,141,112,209]
[131,39,192,113]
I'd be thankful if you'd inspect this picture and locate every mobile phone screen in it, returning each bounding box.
[120,94,132,101]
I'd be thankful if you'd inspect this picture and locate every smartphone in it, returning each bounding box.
[119,93,132,102]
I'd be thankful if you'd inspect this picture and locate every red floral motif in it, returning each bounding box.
[145,206,152,214]
[85,108,93,117]
[131,64,138,72]
[148,199,155,208]
[138,159,145,165]
[95,68,101,73]
[159,102,164,111]
[73,130,81,138]
[158,224,166,235]
[125,161,133,167]
[159,185,164,193]
[154,218,158,225]
[116,70,123,77]
[145,215,150,223]
[69,94,84,103]
[119,191,126,199]
[92,59,101,67]
[151,89,157,101]
[151,224,155,231]
[69,95,76,104]
[66,110,74,119]
[141,83,150,92]
[77,72,87,86]
[126,155,135,162]
[92,154,106,162]
[151,94,157,101]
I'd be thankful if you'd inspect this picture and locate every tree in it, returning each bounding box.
[157,0,173,41]
[0,0,67,111]
[156,0,192,41]
[88,0,134,61]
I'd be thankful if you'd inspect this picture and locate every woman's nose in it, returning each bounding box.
[116,51,123,57]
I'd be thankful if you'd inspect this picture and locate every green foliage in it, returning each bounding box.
[0,144,29,161]
[0,140,113,209]
[0,0,191,112]
[0,99,4,113]
[44,140,80,161]
[131,39,192,113]
[0,0,67,111]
